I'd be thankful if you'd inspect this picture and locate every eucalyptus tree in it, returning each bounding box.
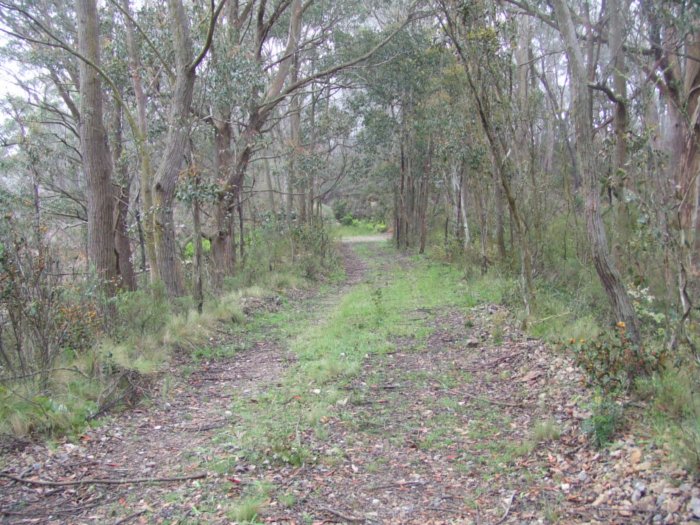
[637,1,700,346]
[0,0,121,295]
[148,0,224,298]
[439,0,537,313]
[195,0,426,281]
[75,0,118,296]
[548,0,641,347]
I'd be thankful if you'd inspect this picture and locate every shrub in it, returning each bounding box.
[570,323,666,393]
[340,213,355,226]
[332,200,349,222]
[583,397,623,448]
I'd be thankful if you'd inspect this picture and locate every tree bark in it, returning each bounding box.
[122,0,158,282]
[552,0,641,346]
[110,105,137,291]
[211,121,236,286]
[76,0,117,297]
[152,0,197,298]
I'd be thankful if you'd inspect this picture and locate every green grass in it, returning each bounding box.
[637,367,700,474]
[212,249,477,469]
[331,218,387,238]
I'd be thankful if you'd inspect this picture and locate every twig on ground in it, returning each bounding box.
[425,506,468,515]
[1,502,101,517]
[319,505,364,522]
[183,420,228,432]
[494,492,515,525]
[114,509,147,525]
[368,481,426,491]
[0,472,207,487]
[463,392,531,408]
[459,353,523,373]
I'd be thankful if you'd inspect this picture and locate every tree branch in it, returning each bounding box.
[0,472,207,487]
[189,0,228,73]
[108,0,175,81]
[260,1,425,114]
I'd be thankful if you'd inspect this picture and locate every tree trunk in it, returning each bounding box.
[193,176,203,313]
[608,0,631,267]
[76,0,117,297]
[152,0,197,298]
[552,0,641,347]
[122,0,157,282]
[211,122,236,285]
[110,105,137,291]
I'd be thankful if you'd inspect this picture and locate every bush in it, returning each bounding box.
[332,200,349,222]
[291,223,337,280]
[340,213,355,226]
[570,323,665,393]
[112,283,171,341]
[583,396,623,448]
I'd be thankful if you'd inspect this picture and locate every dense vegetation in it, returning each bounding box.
[0,0,698,472]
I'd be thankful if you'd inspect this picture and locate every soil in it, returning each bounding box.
[1,239,698,525]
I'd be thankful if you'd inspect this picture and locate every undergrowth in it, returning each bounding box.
[0,223,338,442]
[428,231,699,472]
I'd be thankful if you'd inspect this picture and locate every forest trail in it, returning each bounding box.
[1,240,697,525]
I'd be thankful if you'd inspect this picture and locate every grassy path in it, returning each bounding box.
[1,240,696,524]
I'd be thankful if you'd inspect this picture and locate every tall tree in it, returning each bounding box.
[152,0,224,298]
[76,0,117,296]
[551,0,641,346]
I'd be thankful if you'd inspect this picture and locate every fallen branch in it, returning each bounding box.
[463,392,531,408]
[494,492,515,525]
[368,481,426,491]
[319,505,364,523]
[0,501,103,517]
[114,509,147,525]
[0,472,206,487]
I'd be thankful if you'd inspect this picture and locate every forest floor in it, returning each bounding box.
[1,239,698,525]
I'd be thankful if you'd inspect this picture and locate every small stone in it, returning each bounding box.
[561,483,571,491]
[663,514,678,525]
[465,338,479,348]
[629,448,643,464]
[637,495,656,512]
[632,481,647,502]
[689,497,700,519]
[593,493,608,506]
[578,471,589,483]
[663,497,682,514]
